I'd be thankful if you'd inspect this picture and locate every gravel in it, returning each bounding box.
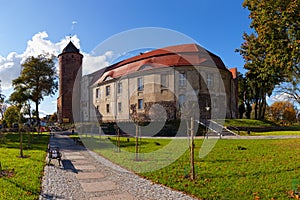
[39,133,198,200]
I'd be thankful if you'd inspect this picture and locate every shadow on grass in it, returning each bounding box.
[2,174,40,196]
[81,137,150,149]
[0,133,50,151]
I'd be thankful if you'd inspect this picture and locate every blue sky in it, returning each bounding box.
[0,0,253,116]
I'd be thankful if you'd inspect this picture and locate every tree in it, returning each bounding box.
[49,112,57,123]
[181,101,198,180]
[12,54,58,128]
[238,0,300,118]
[238,103,245,119]
[243,0,299,75]
[3,106,19,128]
[237,33,276,119]
[237,73,255,119]
[277,77,300,105]
[269,101,296,123]
[0,80,6,120]
[9,86,31,158]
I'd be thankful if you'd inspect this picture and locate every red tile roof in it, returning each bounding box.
[97,43,228,84]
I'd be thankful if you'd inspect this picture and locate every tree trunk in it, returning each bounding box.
[261,96,267,119]
[35,101,40,135]
[19,116,23,158]
[17,110,24,158]
[258,88,263,119]
[135,124,139,161]
[20,131,23,158]
[258,99,263,119]
[254,98,258,119]
[190,117,195,180]
[28,103,33,144]
[117,127,120,152]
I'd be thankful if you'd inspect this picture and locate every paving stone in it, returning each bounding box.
[65,155,86,160]
[80,181,117,192]
[40,133,197,200]
[76,172,105,179]
[64,152,81,156]
[89,193,136,200]
[72,159,91,165]
[74,164,96,170]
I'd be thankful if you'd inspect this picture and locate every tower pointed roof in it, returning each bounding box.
[62,41,80,53]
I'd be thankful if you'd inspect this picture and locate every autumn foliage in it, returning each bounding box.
[269,101,296,123]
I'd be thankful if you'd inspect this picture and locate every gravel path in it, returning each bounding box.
[39,133,197,200]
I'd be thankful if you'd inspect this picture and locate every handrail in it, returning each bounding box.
[195,120,221,136]
[209,120,238,136]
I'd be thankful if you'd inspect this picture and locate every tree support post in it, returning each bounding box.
[190,116,195,180]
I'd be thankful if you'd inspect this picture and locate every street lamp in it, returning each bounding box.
[205,106,210,138]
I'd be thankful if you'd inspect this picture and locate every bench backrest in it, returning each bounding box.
[49,149,61,158]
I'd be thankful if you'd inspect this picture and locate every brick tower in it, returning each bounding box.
[57,41,83,124]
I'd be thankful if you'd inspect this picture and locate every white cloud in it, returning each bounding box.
[0,31,111,90]
[82,51,113,75]
[269,92,292,102]
[267,92,294,107]
[0,52,22,89]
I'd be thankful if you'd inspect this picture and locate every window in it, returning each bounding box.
[178,94,185,106]
[117,82,122,94]
[207,73,213,89]
[106,85,110,96]
[106,104,110,113]
[137,77,144,91]
[179,72,186,87]
[118,102,122,112]
[161,74,168,88]
[96,88,100,98]
[138,99,143,110]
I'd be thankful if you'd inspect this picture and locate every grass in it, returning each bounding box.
[224,119,277,127]
[251,130,300,136]
[145,139,300,199]
[80,134,300,199]
[0,132,50,200]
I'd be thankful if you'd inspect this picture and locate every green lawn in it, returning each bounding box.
[253,130,300,136]
[0,132,50,200]
[81,135,300,199]
[224,119,278,127]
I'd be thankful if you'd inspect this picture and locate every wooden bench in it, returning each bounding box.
[47,145,62,166]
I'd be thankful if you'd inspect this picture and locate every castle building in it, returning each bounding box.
[57,41,83,124]
[91,44,238,125]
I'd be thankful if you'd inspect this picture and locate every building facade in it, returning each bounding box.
[57,41,83,124]
[91,44,238,124]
